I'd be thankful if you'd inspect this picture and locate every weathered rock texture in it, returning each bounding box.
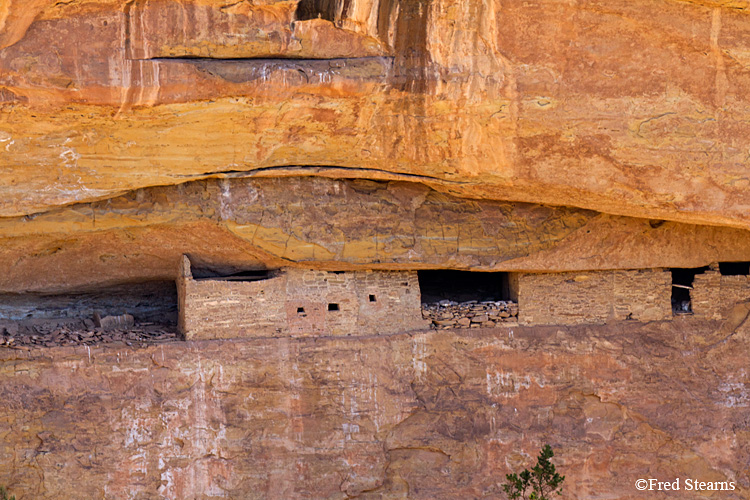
[2,1,750,497]
[0,281,176,321]
[1,0,749,227]
[3,0,750,293]
[127,1,389,60]
[6,177,750,293]
[0,319,748,499]
[517,269,673,326]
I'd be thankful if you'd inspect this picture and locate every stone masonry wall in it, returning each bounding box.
[284,268,426,335]
[284,269,359,336]
[517,269,671,326]
[350,269,425,335]
[612,269,672,321]
[284,269,426,336]
[179,257,426,339]
[693,270,750,320]
[178,256,287,339]
[422,300,518,329]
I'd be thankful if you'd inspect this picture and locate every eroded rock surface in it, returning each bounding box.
[1,0,750,229]
[5,177,750,292]
[2,3,750,497]
[0,319,748,499]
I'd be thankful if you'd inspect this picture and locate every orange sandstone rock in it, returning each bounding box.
[3,177,750,292]
[0,0,749,229]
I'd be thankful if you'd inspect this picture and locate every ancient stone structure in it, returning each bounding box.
[693,268,750,320]
[422,300,518,329]
[516,269,672,326]
[179,258,750,335]
[180,262,694,334]
[178,256,425,339]
[3,0,750,498]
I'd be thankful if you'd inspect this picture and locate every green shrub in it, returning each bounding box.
[0,486,15,500]
[503,444,565,500]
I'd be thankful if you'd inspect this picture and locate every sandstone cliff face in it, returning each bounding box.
[2,0,750,228]
[5,177,750,292]
[2,3,750,498]
[2,0,750,289]
[0,320,748,499]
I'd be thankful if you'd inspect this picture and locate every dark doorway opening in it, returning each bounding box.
[719,262,750,276]
[192,269,271,282]
[417,271,511,304]
[670,267,709,314]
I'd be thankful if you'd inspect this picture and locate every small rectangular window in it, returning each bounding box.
[719,262,750,276]
[369,294,376,302]
[328,303,339,311]
[297,307,305,314]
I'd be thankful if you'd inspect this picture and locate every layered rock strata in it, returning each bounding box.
[5,177,750,293]
[0,319,748,499]
[1,0,750,230]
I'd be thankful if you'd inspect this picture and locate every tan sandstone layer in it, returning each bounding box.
[4,177,750,292]
[2,2,749,499]
[0,0,749,228]
[0,318,748,499]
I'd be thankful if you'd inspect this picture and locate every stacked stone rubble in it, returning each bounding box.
[0,321,178,348]
[422,300,518,329]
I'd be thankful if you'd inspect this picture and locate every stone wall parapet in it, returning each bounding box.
[422,300,518,329]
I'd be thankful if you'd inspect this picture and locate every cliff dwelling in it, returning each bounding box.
[176,258,750,339]
[177,255,426,339]
[5,257,750,345]
[2,0,750,498]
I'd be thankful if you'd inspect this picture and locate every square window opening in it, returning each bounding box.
[719,262,750,276]
[328,303,339,311]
